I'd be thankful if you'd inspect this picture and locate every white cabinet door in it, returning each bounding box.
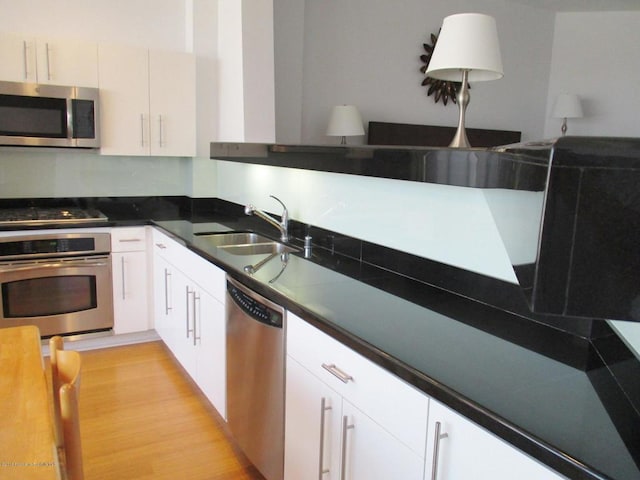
[35,37,98,87]
[195,289,226,418]
[286,313,427,480]
[151,228,226,418]
[0,33,97,86]
[342,399,426,480]
[98,43,150,156]
[112,251,149,334]
[99,44,195,157]
[111,227,149,335]
[0,34,37,82]
[149,49,196,157]
[426,399,565,480]
[153,254,174,343]
[285,357,342,480]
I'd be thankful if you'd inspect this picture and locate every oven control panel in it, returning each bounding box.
[0,233,111,260]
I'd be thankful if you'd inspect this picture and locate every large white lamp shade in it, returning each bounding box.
[426,13,504,147]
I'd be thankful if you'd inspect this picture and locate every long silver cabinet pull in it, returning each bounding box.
[193,293,200,346]
[158,115,164,147]
[140,114,145,147]
[45,42,51,80]
[163,269,172,314]
[119,238,142,243]
[430,421,449,480]
[340,415,355,480]
[22,40,29,80]
[121,256,126,300]
[318,397,332,479]
[322,363,354,384]
[185,286,194,338]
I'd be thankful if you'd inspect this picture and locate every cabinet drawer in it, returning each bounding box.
[287,313,428,457]
[111,226,147,252]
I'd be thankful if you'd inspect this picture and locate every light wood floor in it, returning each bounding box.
[50,340,265,480]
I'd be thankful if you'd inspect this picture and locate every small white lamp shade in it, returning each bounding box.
[552,94,583,119]
[326,105,365,144]
[552,94,583,136]
[425,13,503,82]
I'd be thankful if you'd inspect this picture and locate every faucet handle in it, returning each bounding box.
[270,195,288,222]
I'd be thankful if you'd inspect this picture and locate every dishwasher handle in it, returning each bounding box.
[227,277,284,328]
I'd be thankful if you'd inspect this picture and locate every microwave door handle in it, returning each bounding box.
[66,98,74,144]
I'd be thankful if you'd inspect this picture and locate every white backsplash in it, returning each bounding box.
[0,150,191,197]
[216,160,520,283]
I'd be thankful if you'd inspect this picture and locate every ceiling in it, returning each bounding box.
[506,0,640,11]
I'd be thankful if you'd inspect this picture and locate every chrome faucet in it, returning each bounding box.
[244,195,289,242]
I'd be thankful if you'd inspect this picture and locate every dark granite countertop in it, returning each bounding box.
[152,216,639,480]
[1,196,638,480]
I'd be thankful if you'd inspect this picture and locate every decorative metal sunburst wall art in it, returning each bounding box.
[419,32,464,106]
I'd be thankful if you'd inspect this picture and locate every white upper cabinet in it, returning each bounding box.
[98,43,196,157]
[148,50,196,157]
[0,33,98,87]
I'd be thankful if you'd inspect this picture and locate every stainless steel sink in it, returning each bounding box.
[194,232,297,255]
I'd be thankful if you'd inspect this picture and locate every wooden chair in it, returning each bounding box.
[49,336,84,480]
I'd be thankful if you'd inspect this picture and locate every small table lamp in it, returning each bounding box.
[326,105,365,144]
[552,94,583,136]
[425,13,503,148]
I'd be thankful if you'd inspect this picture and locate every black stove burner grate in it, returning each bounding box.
[0,207,108,225]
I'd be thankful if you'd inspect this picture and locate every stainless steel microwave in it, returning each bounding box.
[0,80,100,148]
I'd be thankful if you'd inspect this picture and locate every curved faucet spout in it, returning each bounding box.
[245,195,289,242]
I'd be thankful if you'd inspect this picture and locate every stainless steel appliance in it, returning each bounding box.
[0,232,113,337]
[226,276,285,480]
[0,206,107,227]
[0,80,100,148]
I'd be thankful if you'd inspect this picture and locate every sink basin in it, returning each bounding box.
[194,232,297,255]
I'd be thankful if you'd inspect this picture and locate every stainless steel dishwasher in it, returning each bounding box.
[226,275,285,480]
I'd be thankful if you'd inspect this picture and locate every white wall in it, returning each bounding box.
[543,12,640,138]
[275,0,556,145]
[0,0,188,51]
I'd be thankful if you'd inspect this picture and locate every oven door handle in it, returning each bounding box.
[0,258,110,273]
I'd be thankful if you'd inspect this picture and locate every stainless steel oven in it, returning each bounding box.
[0,232,113,337]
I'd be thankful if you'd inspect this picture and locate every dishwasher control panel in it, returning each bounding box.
[227,281,283,328]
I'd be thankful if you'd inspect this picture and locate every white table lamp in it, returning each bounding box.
[552,94,583,136]
[326,105,365,144]
[426,13,504,148]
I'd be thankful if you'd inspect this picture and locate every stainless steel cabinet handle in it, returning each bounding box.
[322,363,354,384]
[121,256,126,300]
[340,415,354,480]
[185,286,194,338]
[119,238,142,243]
[140,114,145,147]
[158,115,164,148]
[45,42,51,80]
[318,397,332,479]
[430,421,449,480]
[22,40,29,80]
[193,293,200,346]
[155,242,167,250]
[163,268,172,314]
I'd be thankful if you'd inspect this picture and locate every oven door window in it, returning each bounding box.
[2,275,97,317]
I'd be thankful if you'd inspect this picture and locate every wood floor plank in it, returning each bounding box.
[51,341,264,480]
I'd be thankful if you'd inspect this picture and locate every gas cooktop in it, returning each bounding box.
[0,207,108,227]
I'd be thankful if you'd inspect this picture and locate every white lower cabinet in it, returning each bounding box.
[425,399,565,480]
[111,227,149,335]
[152,228,226,418]
[285,312,428,480]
